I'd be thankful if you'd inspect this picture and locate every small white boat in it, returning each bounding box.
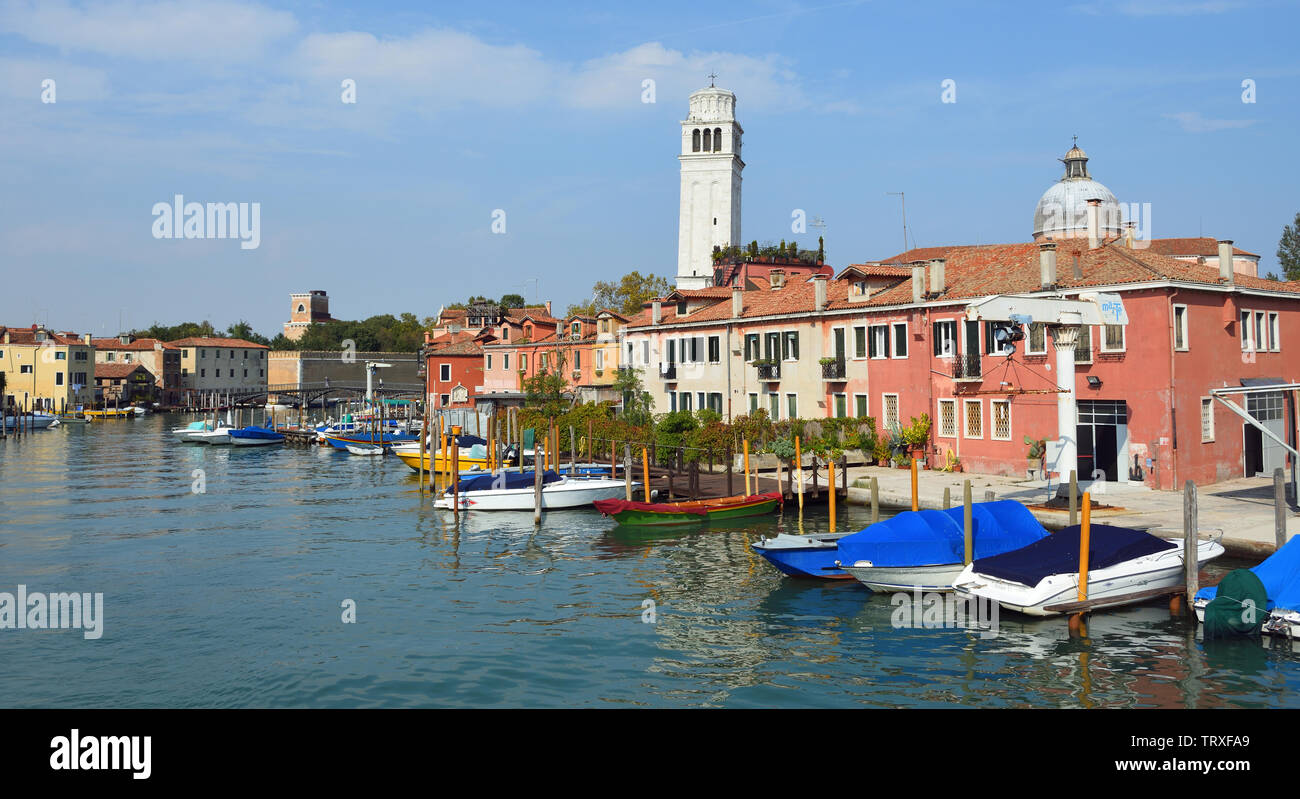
[434,471,632,511]
[953,524,1224,617]
[172,420,215,442]
[346,443,384,456]
[191,423,236,445]
[841,562,970,592]
[3,412,58,430]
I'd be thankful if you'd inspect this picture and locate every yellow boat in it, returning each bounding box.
[392,448,492,474]
[83,408,135,419]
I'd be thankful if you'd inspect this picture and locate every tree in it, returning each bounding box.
[225,320,270,345]
[567,270,672,318]
[499,293,526,309]
[614,366,653,427]
[523,356,571,417]
[1278,211,1300,280]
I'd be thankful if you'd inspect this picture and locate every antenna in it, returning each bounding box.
[887,192,908,254]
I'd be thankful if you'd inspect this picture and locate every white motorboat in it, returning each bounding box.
[3,411,58,430]
[346,443,384,456]
[172,420,216,442]
[191,423,236,445]
[953,523,1224,617]
[434,471,632,511]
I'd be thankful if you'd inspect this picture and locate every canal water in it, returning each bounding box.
[1,413,1297,708]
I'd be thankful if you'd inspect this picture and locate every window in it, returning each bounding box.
[937,399,956,438]
[572,322,580,337]
[502,328,510,342]
[1173,305,1188,351]
[853,326,867,358]
[503,353,510,371]
[1101,324,1125,353]
[1255,311,1267,352]
[708,393,723,413]
[692,128,701,152]
[259,369,263,377]
[883,393,899,430]
[713,127,722,152]
[744,333,760,361]
[75,351,87,361]
[669,393,678,412]
[440,364,451,382]
[200,369,206,378]
[55,351,66,360]
[680,392,693,411]
[440,394,450,406]
[782,331,799,361]
[696,391,705,410]
[964,399,983,439]
[854,394,868,418]
[892,323,908,357]
[1074,326,1092,364]
[1269,312,1280,351]
[1201,397,1215,442]
[787,393,798,419]
[520,354,528,371]
[748,393,759,412]
[594,349,604,369]
[869,325,888,359]
[708,335,720,363]
[55,372,64,386]
[702,128,711,151]
[243,351,248,359]
[1240,310,1252,350]
[991,399,1011,440]
[641,341,649,364]
[834,394,847,418]
[215,350,220,359]
[574,350,581,369]
[243,369,248,378]
[676,302,687,316]
[106,352,115,362]
[1026,323,1047,355]
[934,320,956,357]
[540,354,548,370]
[73,372,87,384]
[486,354,493,371]
[769,391,780,419]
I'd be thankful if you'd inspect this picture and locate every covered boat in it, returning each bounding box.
[593,491,782,526]
[322,430,417,449]
[834,501,1050,591]
[434,470,630,511]
[953,524,1224,616]
[229,425,286,446]
[1195,532,1300,639]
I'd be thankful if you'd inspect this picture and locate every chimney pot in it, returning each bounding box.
[911,264,925,304]
[1086,198,1101,249]
[928,258,946,296]
[769,269,786,289]
[1218,239,1235,284]
[813,275,828,312]
[1039,242,1057,290]
[1072,253,1083,280]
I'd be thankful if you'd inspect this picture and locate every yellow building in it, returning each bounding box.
[0,325,96,412]
[170,337,270,404]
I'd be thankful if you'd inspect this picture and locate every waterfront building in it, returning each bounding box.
[282,291,333,342]
[170,337,270,404]
[431,302,554,339]
[0,325,96,411]
[267,350,422,388]
[90,335,182,406]
[477,310,630,408]
[94,362,158,405]
[423,332,483,409]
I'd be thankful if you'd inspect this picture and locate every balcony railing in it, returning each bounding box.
[821,358,846,380]
[952,351,981,381]
[754,362,781,381]
[659,363,677,381]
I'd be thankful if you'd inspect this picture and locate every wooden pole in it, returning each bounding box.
[1275,467,1288,549]
[984,490,995,503]
[963,479,973,565]
[418,401,427,493]
[794,436,803,512]
[743,438,751,497]
[610,440,616,479]
[570,425,576,476]
[452,434,460,521]
[587,418,593,461]
[1184,480,1199,603]
[871,476,879,525]
[1078,490,1092,601]
[910,457,919,512]
[726,445,733,496]
[1069,469,1079,527]
[943,486,951,509]
[642,447,651,503]
[534,437,543,525]
[828,459,836,533]
[624,444,632,501]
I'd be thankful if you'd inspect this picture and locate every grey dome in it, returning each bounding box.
[1032,142,1122,240]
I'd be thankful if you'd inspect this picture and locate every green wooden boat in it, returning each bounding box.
[593,491,782,526]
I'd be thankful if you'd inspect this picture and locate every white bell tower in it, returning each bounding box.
[676,82,743,290]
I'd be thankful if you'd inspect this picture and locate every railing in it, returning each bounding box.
[952,351,982,381]
[755,362,781,381]
[821,358,846,380]
[659,363,677,381]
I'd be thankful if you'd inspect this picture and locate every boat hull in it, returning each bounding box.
[4,413,58,430]
[840,562,967,592]
[434,478,629,511]
[392,449,490,473]
[752,533,852,578]
[953,538,1224,616]
[595,492,782,526]
[323,432,416,450]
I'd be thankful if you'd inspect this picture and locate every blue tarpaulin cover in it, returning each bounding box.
[973,524,1176,587]
[1196,532,1300,612]
[835,500,1049,568]
[447,470,560,495]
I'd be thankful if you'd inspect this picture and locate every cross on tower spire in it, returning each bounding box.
[708,72,717,87]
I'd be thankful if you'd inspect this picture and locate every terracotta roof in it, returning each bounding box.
[168,337,270,349]
[626,239,1300,328]
[663,287,735,300]
[94,363,153,379]
[90,337,176,351]
[837,263,914,279]
[429,340,484,356]
[1144,237,1258,258]
[881,246,956,264]
[0,326,88,346]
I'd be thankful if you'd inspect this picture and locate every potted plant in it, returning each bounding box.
[1025,435,1046,478]
[902,414,931,461]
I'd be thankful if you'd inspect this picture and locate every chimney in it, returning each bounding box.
[731,286,743,317]
[911,263,925,304]
[928,258,946,296]
[1073,253,1083,280]
[813,275,827,312]
[82,333,92,345]
[544,301,552,316]
[424,331,432,345]
[768,269,786,289]
[1218,239,1235,284]
[651,300,662,325]
[1086,198,1101,249]
[1039,242,1057,290]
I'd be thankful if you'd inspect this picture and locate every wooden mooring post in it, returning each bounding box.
[943,486,951,509]
[1275,467,1288,549]
[871,477,879,525]
[1069,469,1079,527]
[828,459,836,533]
[534,436,544,526]
[624,444,632,501]
[1183,480,1198,615]
[1068,490,1093,637]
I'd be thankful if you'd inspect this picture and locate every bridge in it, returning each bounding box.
[182,381,427,409]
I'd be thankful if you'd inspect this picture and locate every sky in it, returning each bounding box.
[2,0,1298,339]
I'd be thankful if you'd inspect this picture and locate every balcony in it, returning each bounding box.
[754,361,781,382]
[659,363,677,381]
[952,351,982,382]
[820,358,846,381]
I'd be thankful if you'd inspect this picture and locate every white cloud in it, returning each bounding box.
[0,0,298,62]
[0,57,110,100]
[1071,0,1244,15]
[1164,111,1255,132]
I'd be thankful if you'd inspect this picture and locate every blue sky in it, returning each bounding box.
[2,0,1297,338]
